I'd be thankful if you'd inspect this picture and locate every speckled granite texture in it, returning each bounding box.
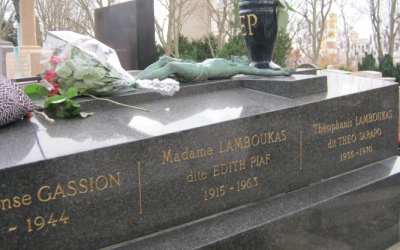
[111,156,400,250]
[0,74,397,249]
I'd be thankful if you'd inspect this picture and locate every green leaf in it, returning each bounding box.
[24,84,49,100]
[93,81,106,86]
[68,100,80,108]
[108,69,121,78]
[92,67,107,80]
[83,74,95,86]
[277,0,287,8]
[102,77,117,83]
[44,95,67,107]
[67,59,80,72]
[73,67,90,80]
[65,78,76,88]
[58,77,66,85]
[74,81,87,90]
[65,100,80,109]
[56,64,73,78]
[49,100,81,118]
[65,87,79,99]
[277,7,289,30]
[102,86,114,93]
[80,112,94,118]
[55,107,68,118]
[58,88,67,96]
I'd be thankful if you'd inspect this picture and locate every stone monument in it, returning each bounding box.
[6,0,42,79]
[0,1,399,248]
[0,70,399,249]
[0,41,14,76]
[94,0,156,70]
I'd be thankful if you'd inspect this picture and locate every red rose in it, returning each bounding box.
[48,87,60,95]
[45,69,58,82]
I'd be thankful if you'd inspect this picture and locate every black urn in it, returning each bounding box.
[239,0,280,69]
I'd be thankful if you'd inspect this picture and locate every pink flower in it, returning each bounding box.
[50,55,61,65]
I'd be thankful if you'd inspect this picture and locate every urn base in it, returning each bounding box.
[250,60,281,70]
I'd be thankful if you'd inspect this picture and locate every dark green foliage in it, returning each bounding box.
[158,29,292,66]
[358,52,377,71]
[395,63,400,83]
[217,30,292,67]
[378,54,394,77]
[179,34,217,62]
[357,52,398,83]
[217,34,248,60]
[272,29,292,68]
[2,20,17,46]
[228,0,241,35]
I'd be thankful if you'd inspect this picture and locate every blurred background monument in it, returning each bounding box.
[94,0,156,70]
[0,41,14,76]
[6,0,42,79]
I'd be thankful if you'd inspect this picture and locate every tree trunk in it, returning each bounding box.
[388,0,398,56]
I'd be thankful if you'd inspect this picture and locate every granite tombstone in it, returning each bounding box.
[0,70,398,249]
[94,0,156,70]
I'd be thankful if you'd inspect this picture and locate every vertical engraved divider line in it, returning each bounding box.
[138,161,143,214]
[300,131,303,171]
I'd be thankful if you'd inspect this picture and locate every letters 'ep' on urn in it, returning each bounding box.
[239,0,279,69]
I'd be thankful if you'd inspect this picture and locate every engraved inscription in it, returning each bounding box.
[355,110,393,126]
[313,119,353,135]
[204,177,259,201]
[0,194,32,211]
[240,14,258,36]
[219,130,287,153]
[1,173,121,234]
[37,173,121,202]
[161,129,285,203]
[312,110,393,162]
[27,211,69,232]
[162,147,213,164]
[341,146,373,161]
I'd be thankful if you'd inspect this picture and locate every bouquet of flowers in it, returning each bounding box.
[25,31,179,119]
[42,31,142,96]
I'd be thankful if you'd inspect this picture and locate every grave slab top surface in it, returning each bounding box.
[0,74,396,169]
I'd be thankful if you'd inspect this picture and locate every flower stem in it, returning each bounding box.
[84,94,150,112]
[33,109,56,124]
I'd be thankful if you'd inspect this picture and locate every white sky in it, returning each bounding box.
[354,16,373,40]
[154,1,374,40]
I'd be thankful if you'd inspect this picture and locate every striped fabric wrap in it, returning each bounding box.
[0,76,34,127]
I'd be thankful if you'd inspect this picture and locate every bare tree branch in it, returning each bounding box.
[35,0,121,40]
[155,0,198,58]
[295,0,336,65]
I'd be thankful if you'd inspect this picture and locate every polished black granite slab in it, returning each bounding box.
[111,156,400,250]
[0,73,397,249]
[94,1,155,70]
